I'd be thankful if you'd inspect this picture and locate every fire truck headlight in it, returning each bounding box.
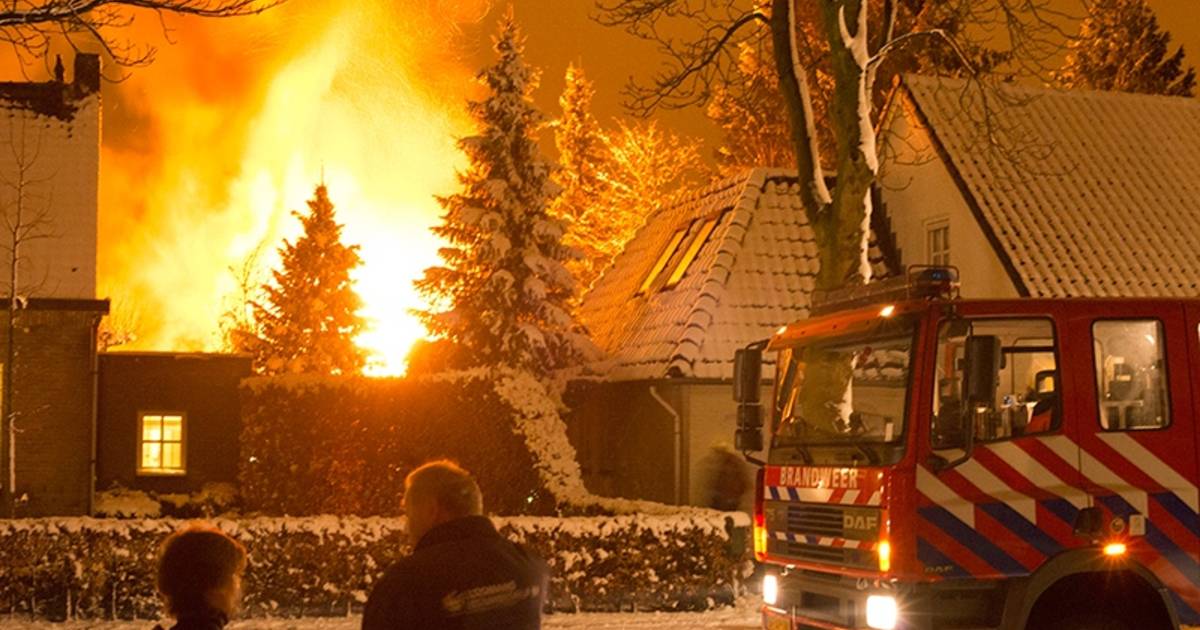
[762,574,779,606]
[866,594,899,630]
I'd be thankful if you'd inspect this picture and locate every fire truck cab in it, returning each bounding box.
[733,267,1200,630]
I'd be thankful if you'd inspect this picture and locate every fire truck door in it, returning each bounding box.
[1078,304,1200,622]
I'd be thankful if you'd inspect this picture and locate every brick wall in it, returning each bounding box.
[0,300,105,516]
[97,353,251,495]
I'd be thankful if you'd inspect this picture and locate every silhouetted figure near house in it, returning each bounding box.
[154,524,247,630]
[701,444,751,511]
[363,460,549,630]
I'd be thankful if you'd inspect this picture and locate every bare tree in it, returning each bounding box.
[0,124,55,517]
[218,239,267,354]
[98,290,142,350]
[0,0,283,71]
[600,0,1078,290]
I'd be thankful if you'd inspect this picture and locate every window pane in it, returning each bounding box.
[933,318,1059,447]
[638,228,688,295]
[1094,320,1169,430]
[142,443,162,469]
[665,216,719,288]
[142,415,162,442]
[163,443,183,470]
[162,415,183,442]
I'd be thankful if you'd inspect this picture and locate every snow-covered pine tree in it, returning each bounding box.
[551,64,622,297]
[250,184,367,375]
[415,15,592,376]
[1056,0,1196,97]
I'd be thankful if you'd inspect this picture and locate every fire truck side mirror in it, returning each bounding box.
[963,335,1002,406]
[733,347,763,403]
[736,427,764,452]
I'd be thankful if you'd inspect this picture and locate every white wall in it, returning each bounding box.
[0,86,99,299]
[879,98,1019,299]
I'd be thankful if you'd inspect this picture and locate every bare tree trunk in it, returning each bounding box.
[772,0,878,292]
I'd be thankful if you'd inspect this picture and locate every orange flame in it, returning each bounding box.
[98,1,490,374]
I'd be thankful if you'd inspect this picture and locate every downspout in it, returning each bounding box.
[88,317,100,515]
[649,385,682,505]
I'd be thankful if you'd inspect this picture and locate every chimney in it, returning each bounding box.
[54,55,64,83]
[73,53,100,94]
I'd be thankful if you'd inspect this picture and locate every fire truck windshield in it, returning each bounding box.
[771,316,916,458]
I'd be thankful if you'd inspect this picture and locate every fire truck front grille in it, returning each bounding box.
[770,539,875,570]
[787,504,845,538]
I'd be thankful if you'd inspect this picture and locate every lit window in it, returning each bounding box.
[1095,320,1169,430]
[926,220,950,266]
[665,214,722,288]
[138,412,186,475]
[637,226,689,295]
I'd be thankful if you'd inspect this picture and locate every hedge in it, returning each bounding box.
[239,371,562,516]
[0,514,750,619]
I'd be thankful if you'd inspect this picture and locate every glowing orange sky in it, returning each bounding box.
[78,0,1200,373]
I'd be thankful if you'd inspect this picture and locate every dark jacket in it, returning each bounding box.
[363,515,548,630]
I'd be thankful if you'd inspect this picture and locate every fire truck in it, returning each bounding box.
[732,267,1199,630]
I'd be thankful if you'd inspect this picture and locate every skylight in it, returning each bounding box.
[637,226,689,295]
[665,214,721,288]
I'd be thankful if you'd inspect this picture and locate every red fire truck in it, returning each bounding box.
[733,267,1199,630]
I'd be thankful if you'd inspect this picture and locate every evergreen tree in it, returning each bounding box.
[1056,0,1196,97]
[415,15,592,376]
[551,64,620,296]
[248,184,367,375]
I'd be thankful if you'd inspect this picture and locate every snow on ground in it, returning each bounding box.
[0,607,761,630]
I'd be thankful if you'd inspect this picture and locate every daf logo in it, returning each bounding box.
[843,514,879,531]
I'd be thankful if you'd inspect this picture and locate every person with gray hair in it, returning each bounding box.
[362,460,548,630]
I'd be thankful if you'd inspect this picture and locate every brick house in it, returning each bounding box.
[0,54,107,517]
[96,352,252,497]
[570,169,897,508]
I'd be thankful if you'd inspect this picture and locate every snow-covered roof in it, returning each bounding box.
[578,168,896,381]
[900,74,1200,297]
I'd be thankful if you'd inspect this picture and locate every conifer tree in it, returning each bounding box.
[1056,0,1196,97]
[415,15,593,376]
[249,184,367,375]
[551,64,626,296]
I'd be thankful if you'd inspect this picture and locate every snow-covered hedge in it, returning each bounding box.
[0,514,749,619]
[239,372,558,515]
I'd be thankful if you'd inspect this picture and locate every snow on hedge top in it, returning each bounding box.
[896,75,1200,298]
[0,512,746,541]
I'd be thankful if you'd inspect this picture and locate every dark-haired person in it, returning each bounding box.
[363,460,549,630]
[155,524,247,630]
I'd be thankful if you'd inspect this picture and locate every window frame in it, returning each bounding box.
[1092,318,1172,432]
[664,211,726,289]
[930,316,1064,448]
[925,218,950,267]
[636,223,692,296]
[136,411,188,476]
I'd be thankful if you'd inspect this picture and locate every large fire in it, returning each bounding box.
[99,0,489,374]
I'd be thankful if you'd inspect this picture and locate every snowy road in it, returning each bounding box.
[0,607,761,630]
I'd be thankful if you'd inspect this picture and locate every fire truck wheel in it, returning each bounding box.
[1053,614,1131,630]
